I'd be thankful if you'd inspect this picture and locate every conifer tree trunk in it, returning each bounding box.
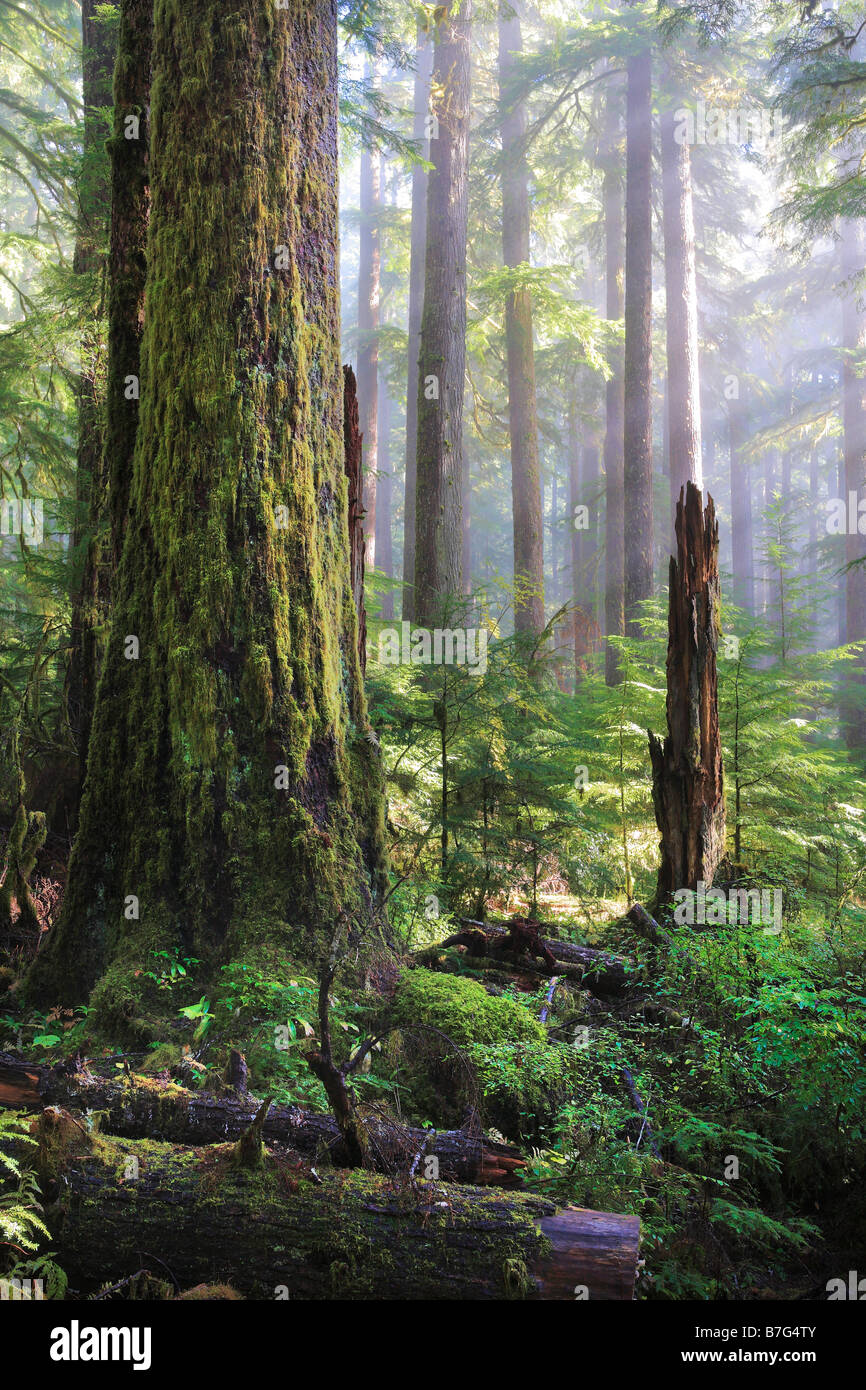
[402,22,433,624]
[841,219,866,746]
[728,400,754,614]
[649,483,725,898]
[30,0,387,1021]
[414,0,472,625]
[572,406,599,676]
[499,0,544,639]
[66,2,115,781]
[602,84,625,685]
[375,377,394,619]
[661,106,702,533]
[357,75,380,571]
[623,44,654,634]
[105,0,153,578]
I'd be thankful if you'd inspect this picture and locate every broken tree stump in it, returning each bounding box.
[649,481,725,899]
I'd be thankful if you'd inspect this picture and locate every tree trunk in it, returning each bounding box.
[357,78,380,571]
[105,0,153,580]
[572,406,599,676]
[413,0,472,625]
[602,81,626,685]
[623,46,654,634]
[29,1,388,1023]
[65,2,116,783]
[375,374,394,619]
[34,1118,639,1300]
[402,23,434,624]
[649,482,725,897]
[661,106,702,537]
[0,1054,525,1186]
[841,219,866,746]
[729,400,754,614]
[344,365,367,671]
[499,0,544,640]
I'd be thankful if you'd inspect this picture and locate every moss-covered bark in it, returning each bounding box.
[35,1122,639,1299]
[30,0,387,1026]
[66,1,116,781]
[105,0,153,575]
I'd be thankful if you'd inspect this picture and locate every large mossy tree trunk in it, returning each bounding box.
[649,482,725,898]
[499,0,545,642]
[105,0,153,579]
[65,1,116,785]
[413,0,472,626]
[29,0,387,1026]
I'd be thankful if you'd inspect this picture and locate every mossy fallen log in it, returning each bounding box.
[0,1053,524,1186]
[33,1112,640,1300]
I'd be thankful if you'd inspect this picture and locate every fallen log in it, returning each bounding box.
[0,1053,524,1186]
[626,901,676,950]
[451,919,632,996]
[33,1113,640,1300]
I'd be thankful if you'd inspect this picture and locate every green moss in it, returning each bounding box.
[391,968,546,1048]
[139,1043,185,1074]
[27,3,389,1019]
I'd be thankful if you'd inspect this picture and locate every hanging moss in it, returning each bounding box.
[29,2,388,1024]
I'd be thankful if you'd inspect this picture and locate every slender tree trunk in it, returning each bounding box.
[661,106,702,534]
[357,73,380,571]
[402,22,433,623]
[729,401,754,614]
[623,45,654,634]
[762,452,778,618]
[462,445,472,594]
[841,219,866,745]
[375,377,394,619]
[414,1,472,625]
[603,84,625,684]
[499,0,544,639]
[30,0,387,1018]
[649,483,725,898]
[838,450,847,646]
[572,404,599,676]
[66,2,115,783]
